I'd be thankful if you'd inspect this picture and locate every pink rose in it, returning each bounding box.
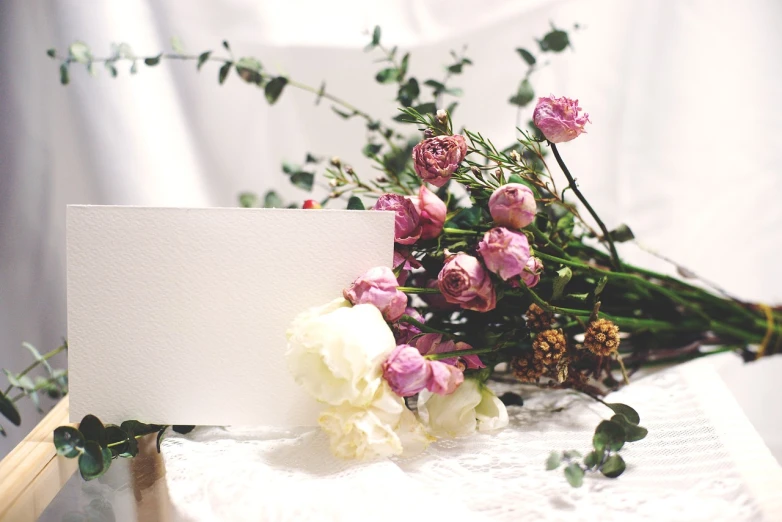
[409,185,447,240]
[392,248,421,286]
[437,253,496,312]
[427,361,464,395]
[393,307,425,344]
[412,135,468,187]
[477,227,531,281]
[521,256,544,288]
[415,333,485,370]
[382,344,432,397]
[419,278,459,311]
[532,95,590,144]
[373,194,422,245]
[343,266,407,321]
[489,183,537,229]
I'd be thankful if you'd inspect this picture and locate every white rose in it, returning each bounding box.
[418,379,509,438]
[286,299,395,407]
[319,383,432,459]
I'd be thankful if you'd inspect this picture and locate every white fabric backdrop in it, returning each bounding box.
[2,0,781,455]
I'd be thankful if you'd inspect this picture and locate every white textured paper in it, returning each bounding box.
[66,206,394,426]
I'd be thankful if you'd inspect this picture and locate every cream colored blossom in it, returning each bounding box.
[418,379,509,438]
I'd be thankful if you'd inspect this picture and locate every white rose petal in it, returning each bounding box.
[286,300,395,407]
[418,379,508,438]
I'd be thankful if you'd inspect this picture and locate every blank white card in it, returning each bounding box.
[66,206,394,426]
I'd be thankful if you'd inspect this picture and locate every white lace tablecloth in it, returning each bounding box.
[161,354,782,521]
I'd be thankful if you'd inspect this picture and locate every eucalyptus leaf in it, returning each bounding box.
[399,53,410,80]
[197,51,211,70]
[156,427,167,452]
[601,454,626,478]
[609,224,635,242]
[105,62,118,78]
[105,424,129,457]
[539,29,570,52]
[611,415,648,442]
[238,192,259,208]
[79,414,107,448]
[60,63,70,85]
[516,48,536,65]
[0,393,21,426]
[222,40,231,51]
[509,79,535,107]
[119,433,138,458]
[331,106,356,119]
[46,48,56,58]
[68,41,91,63]
[551,266,572,300]
[290,172,314,191]
[594,276,609,298]
[545,451,561,470]
[362,142,383,157]
[218,62,232,84]
[346,196,365,210]
[263,191,284,209]
[605,403,640,424]
[78,441,109,480]
[144,54,162,66]
[119,420,162,438]
[397,78,419,107]
[236,57,264,84]
[413,102,437,115]
[371,26,381,46]
[172,425,195,434]
[564,463,584,488]
[563,450,582,460]
[583,450,603,470]
[315,81,326,105]
[264,77,288,104]
[375,68,399,84]
[593,420,626,452]
[170,36,185,53]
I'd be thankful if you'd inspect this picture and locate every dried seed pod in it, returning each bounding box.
[512,354,545,383]
[584,319,621,356]
[532,329,567,366]
[525,303,553,332]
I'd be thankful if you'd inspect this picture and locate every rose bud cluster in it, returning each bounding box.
[532,95,590,144]
[412,135,467,187]
[488,183,537,229]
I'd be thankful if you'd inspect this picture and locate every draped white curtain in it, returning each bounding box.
[2,0,781,455]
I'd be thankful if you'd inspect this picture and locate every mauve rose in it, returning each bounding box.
[521,256,544,288]
[412,135,468,187]
[343,266,407,322]
[477,227,531,281]
[489,183,537,229]
[437,253,496,312]
[427,361,464,395]
[393,307,425,344]
[415,333,485,370]
[373,194,422,245]
[409,185,447,240]
[382,344,432,397]
[533,95,590,144]
[420,278,460,311]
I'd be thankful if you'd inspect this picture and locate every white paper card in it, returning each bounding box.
[66,206,394,426]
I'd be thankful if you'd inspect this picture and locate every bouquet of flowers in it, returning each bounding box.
[39,25,781,487]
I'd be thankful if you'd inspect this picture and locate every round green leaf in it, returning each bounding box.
[605,403,640,425]
[59,63,70,86]
[375,68,399,84]
[78,441,107,480]
[601,454,626,478]
[583,450,603,470]
[78,414,107,447]
[54,426,85,458]
[508,79,535,107]
[545,451,561,470]
[516,48,536,66]
[68,41,91,63]
[290,172,314,191]
[0,393,21,426]
[105,424,129,457]
[263,191,283,209]
[144,53,162,66]
[563,463,584,488]
[264,76,288,104]
[539,30,570,52]
[593,420,626,452]
[172,425,195,434]
[611,415,648,442]
[347,196,365,211]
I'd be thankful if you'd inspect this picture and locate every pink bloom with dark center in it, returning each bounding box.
[477,227,531,281]
[373,194,422,245]
[437,253,496,312]
[412,135,468,187]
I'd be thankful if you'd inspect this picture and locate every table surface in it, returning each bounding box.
[36,353,782,522]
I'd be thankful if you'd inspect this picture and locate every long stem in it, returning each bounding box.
[550,143,623,271]
[398,315,452,336]
[3,344,68,396]
[398,286,441,294]
[426,347,495,361]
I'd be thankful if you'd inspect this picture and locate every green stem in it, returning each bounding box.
[398,286,441,294]
[550,143,623,271]
[527,223,570,258]
[4,344,68,396]
[442,227,482,236]
[398,315,452,336]
[10,371,68,403]
[425,347,495,360]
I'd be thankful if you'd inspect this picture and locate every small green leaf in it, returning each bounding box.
[606,403,640,424]
[60,63,70,85]
[331,106,356,119]
[105,62,118,78]
[600,454,626,478]
[290,172,314,191]
[609,224,635,242]
[305,153,320,163]
[87,62,97,77]
[424,79,445,92]
[539,29,570,52]
[197,51,212,70]
[371,26,381,46]
[282,161,299,174]
[0,393,21,426]
[413,102,437,115]
[315,81,326,105]
[362,142,383,157]
[516,48,536,65]
[218,62,232,84]
[78,441,109,480]
[172,425,195,434]
[508,79,535,107]
[396,78,420,107]
[583,450,603,470]
[564,463,584,487]
[68,41,91,63]
[222,40,231,51]
[263,191,283,208]
[563,450,582,460]
[594,276,609,298]
[144,53,162,66]
[79,415,107,447]
[611,415,648,442]
[119,434,138,458]
[238,192,259,208]
[593,420,626,452]
[156,427,167,452]
[375,67,399,84]
[399,52,410,80]
[447,62,464,74]
[105,424,129,457]
[170,36,185,54]
[264,76,288,104]
[347,196,365,210]
[236,57,263,84]
[130,61,138,75]
[4,369,34,391]
[545,451,561,470]
[551,266,572,300]
[119,420,161,437]
[46,48,57,58]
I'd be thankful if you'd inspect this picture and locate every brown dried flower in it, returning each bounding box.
[533,329,567,366]
[526,303,553,332]
[584,318,621,356]
[512,354,545,383]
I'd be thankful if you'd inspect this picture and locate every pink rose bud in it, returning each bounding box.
[393,307,426,344]
[532,95,590,144]
[477,227,531,281]
[343,266,407,322]
[521,256,544,288]
[410,185,447,240]
[427,360,464,395]
[382,344,432,397]
[412,135,468,187]
[373,194,422,245]
[489,183,537,229]
[438,253,497,312]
